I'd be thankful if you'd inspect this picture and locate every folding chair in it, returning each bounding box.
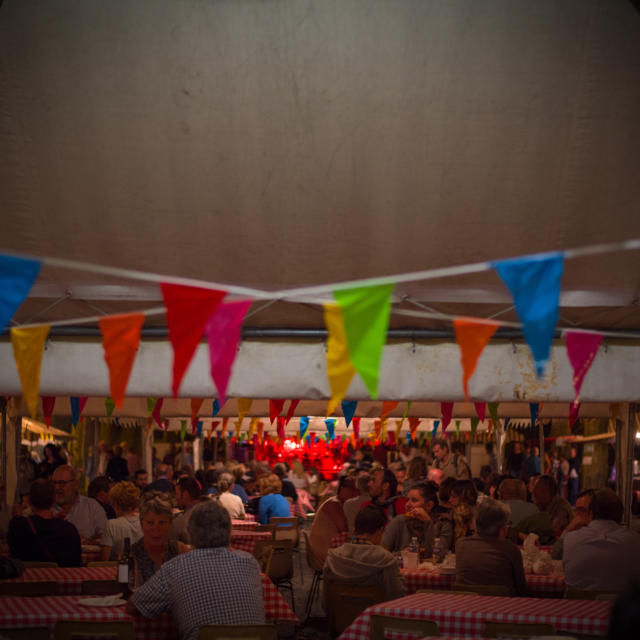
[197,624,277,639]
[369,614,439,640]
[302,530,323,621]
[483,621,556,637]
[254,544,274,576]
[325,581,386,637]
[253,539,295,613]
[270,516,303,583]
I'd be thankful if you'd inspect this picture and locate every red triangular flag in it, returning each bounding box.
[284,399,300,426]
[441,402,453,431]
[190,398,204,418]
[408,417,421,441]
[453,317,499,400]
[474,402,486,423]
[380,401,399,421]
[42,396,55,427]
[352,416,361,439]
[565,331,603,404]
[277,416,286,440]
[269,399,285,424]
[161,283,226,396]
[99,313,145,408]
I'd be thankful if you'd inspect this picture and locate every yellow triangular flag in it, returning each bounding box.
[11,325,50,418]
[381,417,388,442]
[237,398,252,424]
[395,418,404,440]
[324,303,356,414]
[249,416,259,439]
[234,420,242,440]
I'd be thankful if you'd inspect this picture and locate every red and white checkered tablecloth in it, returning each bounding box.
[230,530,273,553]
[5,567,117,595]
[331,531,350,548]
[402,568,566,599]
[338,592,610,640]
[245,513,256,522]
[231,519,259,531]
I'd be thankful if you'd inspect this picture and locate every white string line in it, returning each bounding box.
[13,307,167,330]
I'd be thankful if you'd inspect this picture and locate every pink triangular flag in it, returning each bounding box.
[269,399,285,424]
[205,300,252,402]
[441,402,454,431]
[42,396,56,427]
[474,402,486,423]
[284,399,300,425]
[565,331,603,404]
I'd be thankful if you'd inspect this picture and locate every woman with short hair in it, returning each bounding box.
[100,481,142,560]
[132,491,188,584]
[257,473,290,524]
[217,473,245,520]
[455,498,526,596]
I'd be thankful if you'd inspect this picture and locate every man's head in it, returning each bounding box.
[29,478,56,511]
[176,476,201,509]
[354,505,387,544]
[431,439,449,462]
[154,464,172,480]
[391,462,406,485]
[187,500,231,549]
[592,488,624,524]
[532,474,557,510]
[475,498,511,539]
[367,468,397,500]
[498,478,527,502]
[485,442,495,455]
[354,472,370,496]
[574,489,595,523]
[337,475,358,503]
[427,468,443,486]
[134,469,149,489]
[88,476,112,505]
[52,465,78,507]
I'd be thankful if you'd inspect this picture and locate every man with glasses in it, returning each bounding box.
[551,489,594,559]
[52,465,106,542]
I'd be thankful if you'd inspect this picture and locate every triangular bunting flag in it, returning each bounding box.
[333,283,394,399]
[381,401,399,421]
[342,401,357,427]
[325,418,336,441]
[70,397,88,428]
[10,325,50,418]
[432,420,440,440]
[0,255,42,332]
[98,313,145,408]
[453,317,499,400]
[257,420,264,443]
[470,416,479,436]
[237,398,252,424]
[284,400,299,425]
[300,416,310,439]
[474,402,486,423]
[493,254,564,377]
[441,402,453,431]
[488,402,500,426]
[161,283,226,396]
[277,416,286,441]
[269,399,285,424]
[190,398,204,419]
[529,403,539,426]
[248,417,259,439]
[373,419,382,440]
[180,419,187,440]
[408,417,420,441]
[234,420,242,441]
[565,331,603,404]
[324,303,357,414]
[42,396,55,427]
[395,419,404,440]
[220,416,229,437]
[205,300,251,402]
[196,420,203,438]
[105,397,115,418]
[146,397,156,416]
[402,402,412,419]
[152,398,164,428]
[212,399,221,417]
[381,418,388,443]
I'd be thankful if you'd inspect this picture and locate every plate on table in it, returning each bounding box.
[78,595,126,607]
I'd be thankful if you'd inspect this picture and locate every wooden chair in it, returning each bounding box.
[22,561,58,568]
[54,621,135,640]
[452,583,510,597]
[0,581,59,596]
[253,539,295,612]
[81,580,122,595]
[197,624,278,639]
[483,621,556,637]
[254,544,274,576]
[86,561,118,567]
[254,524,276,539]
[0,628,50,640]
[369,614,440,640]
[566,588,620,601]
[325,581,386,637]
[302,530,323,621]
[270,516,303,582]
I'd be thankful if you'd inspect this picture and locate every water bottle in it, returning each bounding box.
[405,536,419,569]
[409,536,419,554]
[432,537,442,563]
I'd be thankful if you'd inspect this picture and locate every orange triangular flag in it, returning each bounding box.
[11,325,50,418]
[453,317,499,400]
[99,313,145,409]
[381,401,399,421]
[190,398,204,419]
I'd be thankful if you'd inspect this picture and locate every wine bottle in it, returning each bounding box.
[118,537,132,596]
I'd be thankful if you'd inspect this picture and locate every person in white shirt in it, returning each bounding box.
[216,473,245,520]
[563,488,640,592]
[52,465,106,542]
[101,481,143,560]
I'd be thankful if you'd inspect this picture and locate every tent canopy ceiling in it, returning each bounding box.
[1,0,639,337]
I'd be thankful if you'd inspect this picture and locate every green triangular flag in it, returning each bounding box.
[426,431,432,443]
[146,397,156,416]
[334,283,394,399]
[488,402,500,426]
[180,419,187,441]
[455,420,461,437]
[402,402,412,419]
[470,416,480,436]
[419,431,426,447]
[105,397,115,418]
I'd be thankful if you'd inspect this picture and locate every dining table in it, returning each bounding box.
[230,519,258,531]
[2,566,297,623]
[338,591,611,639]
[229,530,273,553]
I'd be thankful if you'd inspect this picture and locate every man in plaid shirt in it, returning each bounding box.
[127,500,265,639]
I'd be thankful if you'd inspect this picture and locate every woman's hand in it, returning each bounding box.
[406,506,431,522]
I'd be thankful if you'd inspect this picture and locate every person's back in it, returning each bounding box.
[563,489,640,592]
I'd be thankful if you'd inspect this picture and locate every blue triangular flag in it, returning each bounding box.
[324,418,336,441]
[342,401,357,427]
[529,402,539,426]
[197,420,203,438]
[504,417,511,430]
[70,397,80,427]
[212,399,221,417]
[432,420,440,440]
[406,432,412,446]
[493,253,564,377]
[300,416,309,439]
[0,254,42,332]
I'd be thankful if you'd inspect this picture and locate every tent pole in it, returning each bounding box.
[617,403,635,526]
[1,398,6,500]
[538,420,545,475]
